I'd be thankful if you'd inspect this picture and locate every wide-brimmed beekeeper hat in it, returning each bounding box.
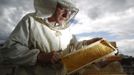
[34,0,79,23]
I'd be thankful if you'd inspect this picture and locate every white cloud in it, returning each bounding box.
[77,36,93,41]
[117,39,134,56]
[0,0,34,40]
[70,0,134,39]
[70,13,94,34]
[70,0,134,56]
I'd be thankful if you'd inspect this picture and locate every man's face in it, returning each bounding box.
[55,4,72,24]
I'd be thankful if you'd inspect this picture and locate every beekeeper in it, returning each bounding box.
[0,0,125,75]
[0,0,81,75]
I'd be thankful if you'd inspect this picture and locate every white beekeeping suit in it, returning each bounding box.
[0,0,79,75]
[0,0,125,75]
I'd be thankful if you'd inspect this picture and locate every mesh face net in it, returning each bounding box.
[57,1,79,24]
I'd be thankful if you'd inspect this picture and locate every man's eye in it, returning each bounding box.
[59,7,64,10]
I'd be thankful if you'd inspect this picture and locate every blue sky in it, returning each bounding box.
[75,31,118,40]
[0,0,134,56]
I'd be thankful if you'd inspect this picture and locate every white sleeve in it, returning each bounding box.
[1,15,39,66]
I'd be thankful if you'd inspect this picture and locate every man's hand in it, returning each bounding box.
[94,55,122,68]
[105,55,122,62]
[37,51,61,64]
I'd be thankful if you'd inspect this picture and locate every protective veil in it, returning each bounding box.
[34,0,79,28]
